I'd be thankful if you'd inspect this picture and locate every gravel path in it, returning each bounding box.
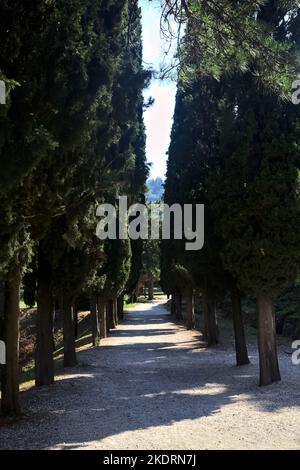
[0,299,300,450]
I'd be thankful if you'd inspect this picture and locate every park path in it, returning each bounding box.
[0,298,299,450]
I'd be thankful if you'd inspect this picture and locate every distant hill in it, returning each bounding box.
[146,177,164,203]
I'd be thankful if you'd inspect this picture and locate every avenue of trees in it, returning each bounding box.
[162,0,300,386]
[1,0,300,420]
[0,0,149,416]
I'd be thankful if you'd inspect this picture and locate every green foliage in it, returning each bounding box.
[103,239,132,299]
[162,76,226,295]
[126,239,143,295]
[143,238,161,280]
[163,0,300,302]
[0,0,149,296]
[163,0,298,95]
[210,78,300,296]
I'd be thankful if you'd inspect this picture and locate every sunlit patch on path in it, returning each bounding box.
[0,299,299,450]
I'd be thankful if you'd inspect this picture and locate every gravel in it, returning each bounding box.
[0,298,299,450]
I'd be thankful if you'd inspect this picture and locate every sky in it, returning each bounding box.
[140,0,177,180]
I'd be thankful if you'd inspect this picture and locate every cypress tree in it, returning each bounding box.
[0,0,149,408]
[209,1,300,385]
[164,72,249,357]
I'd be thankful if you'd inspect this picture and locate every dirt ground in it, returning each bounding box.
[0,298,299,450]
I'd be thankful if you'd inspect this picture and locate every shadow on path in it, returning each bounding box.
[0,300,299,449]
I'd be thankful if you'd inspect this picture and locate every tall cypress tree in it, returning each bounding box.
[0,0,149,411]
[0,1,57,415]
[209,1,300,385]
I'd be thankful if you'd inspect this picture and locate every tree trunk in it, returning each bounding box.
[107,299,116,331]
[52,307,56,352]
[98,299,107,339]
[257,294,281,386]
[0,280,5,320]
[113,298,118,327]
[117,295,124,322]
[231,287,250,366]
[106,302,110,334]
[148,276,154,301]
[62,296,77,367]
[0,281,5,342]
[175,290,182,320]
[185,288,195,330]
[171,294,176,316]
[202,294,208,339]
[202,286,219,346]
[1,266,21,416]
[90,295,100,346]
[35,245,55,387]
[73,302,79,341]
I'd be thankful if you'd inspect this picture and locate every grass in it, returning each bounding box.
[19,299,37,310]
[124,303,137,310]
[124,294,165,310]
